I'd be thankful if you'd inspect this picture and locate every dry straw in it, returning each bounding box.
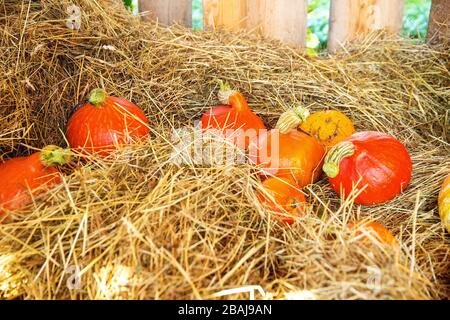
[0,0,449,299]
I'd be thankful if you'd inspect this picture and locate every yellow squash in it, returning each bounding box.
[276,106,355,149]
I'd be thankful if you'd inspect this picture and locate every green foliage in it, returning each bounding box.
[123,0,134,10]
[192,0,203,30]
[306,0,329,50]
[403,0,431,39]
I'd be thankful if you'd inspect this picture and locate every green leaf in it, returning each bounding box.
[123,0,133,8]
[306,47,318,57]
[306,30,320,49]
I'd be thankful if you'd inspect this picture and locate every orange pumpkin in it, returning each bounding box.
[323,131,412,205]
[201,82,266,150]
[0,146,71,217]
[66,89,150,156]
[348,220,397,246]
[276,106,355,149]
[257,177,307,224]
[438,175,450,233]
[251,129,325,188]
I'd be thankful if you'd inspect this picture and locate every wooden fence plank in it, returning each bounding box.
[328,0,404,52]
[203,0,248,31]
[138,0,192,27]
[247,0,307,47]
[203,0,307,47]
[427,0,450,45]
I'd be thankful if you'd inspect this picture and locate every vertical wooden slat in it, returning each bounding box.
[138,0,192,27]
[203,0,248,31]
[328,0,404,52]
[427,0,450,45]
[203,0,307,47]
[247,0,307,47]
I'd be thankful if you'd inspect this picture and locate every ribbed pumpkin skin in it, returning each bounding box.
[299,110,355,148]
[0,153,61,215]
[253,130,325,188]
[66,96,150,156]
[438,175,450,233]
[258,177,307,224]
[328,131,412,205]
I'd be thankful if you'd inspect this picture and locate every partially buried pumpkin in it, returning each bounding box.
[438,175,450,233]
[348,220,398,246]
[257,177,307,224]
[0,146,71,217]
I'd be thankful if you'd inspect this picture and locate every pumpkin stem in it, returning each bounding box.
[217,80,233,104]
[217,80,249,112]
[275,105,310,134]
[322,141,355,178]
[88,88,108,107]
[40,145,71,167]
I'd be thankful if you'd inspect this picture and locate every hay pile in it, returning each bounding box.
[0,0,449,300]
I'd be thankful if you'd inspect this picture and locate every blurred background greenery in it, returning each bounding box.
[127,0,431,50]
[124,0,135,11]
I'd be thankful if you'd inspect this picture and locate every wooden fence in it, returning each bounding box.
[138,0,450,50]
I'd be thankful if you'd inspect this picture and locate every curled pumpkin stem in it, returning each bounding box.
[217,80,249,112]
[40,145,72,166]
[322,141,355,178]
[275,105,310,134]
[217,80,236,105]
[88,88,108,107]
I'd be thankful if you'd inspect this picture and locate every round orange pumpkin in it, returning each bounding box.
[438,175,450,233]
[257,177,307,224]
[66,88,150,156]
[276,106,355,149]
[323,131,412,205]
